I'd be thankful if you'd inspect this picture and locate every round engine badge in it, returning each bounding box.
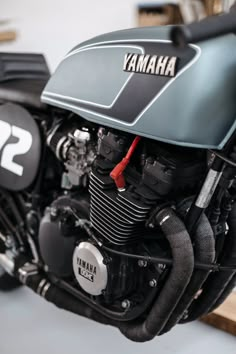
[72,241,108,296]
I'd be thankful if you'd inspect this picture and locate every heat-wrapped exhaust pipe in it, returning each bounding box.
[182,202,236,322]
[208,274,236,312]
[118,207,194,342]
[16,268,119,327]
[161,212,215,332]
[207,201,236,313]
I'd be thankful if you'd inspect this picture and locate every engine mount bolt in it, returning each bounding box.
[121,299,131,309]
[149,279,157,288]
[138,260,148,268]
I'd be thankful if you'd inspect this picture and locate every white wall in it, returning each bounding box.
[0,0,174,71]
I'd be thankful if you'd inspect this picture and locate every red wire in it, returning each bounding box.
[125,136,141,160]
[110,136,141,189]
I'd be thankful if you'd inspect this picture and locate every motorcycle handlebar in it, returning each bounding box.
[170,11,236,47]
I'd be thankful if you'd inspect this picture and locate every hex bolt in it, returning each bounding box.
[138,260,148,267]
[149,279,157,288]
[121,299,131,309]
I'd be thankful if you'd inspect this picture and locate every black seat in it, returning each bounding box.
[0,53,50,110]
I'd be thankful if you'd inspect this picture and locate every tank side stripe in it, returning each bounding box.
[43,45,144,109]
[42,43,201,127]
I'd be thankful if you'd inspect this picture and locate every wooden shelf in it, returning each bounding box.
[201,292,236,336]
[0,31,16,43]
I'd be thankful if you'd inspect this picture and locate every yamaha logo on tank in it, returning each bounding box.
[123,53,178,77]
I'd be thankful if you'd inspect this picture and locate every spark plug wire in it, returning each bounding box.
[110,136,141,190]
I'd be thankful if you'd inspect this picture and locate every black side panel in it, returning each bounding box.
[0,53,50,82]
[0,79,49,110]
[0,103,41,191]
[0,53,50,110]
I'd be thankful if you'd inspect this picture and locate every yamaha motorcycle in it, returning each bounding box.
[0,10,236,342]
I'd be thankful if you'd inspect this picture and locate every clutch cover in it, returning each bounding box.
[72,241,108,296]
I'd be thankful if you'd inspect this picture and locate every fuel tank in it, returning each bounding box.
[42,26,236,149]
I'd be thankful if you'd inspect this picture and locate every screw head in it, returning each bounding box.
[121,299,131,309]
[158,263,166,271]
[149,279,157,288]
[138,260,148,268]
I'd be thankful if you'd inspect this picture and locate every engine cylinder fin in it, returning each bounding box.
[90,200,137,230]
[90,173,148,217]
[89,171,151,245]
[89,185,145,221]
[89,187,147,221]
[90,216,141,245]
[90,211,144,237]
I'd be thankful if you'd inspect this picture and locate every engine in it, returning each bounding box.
[39,118,207,317]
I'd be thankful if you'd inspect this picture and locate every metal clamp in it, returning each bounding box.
[18,263,38,285]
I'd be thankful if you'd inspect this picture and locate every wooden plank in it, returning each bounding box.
[0,31,16,43]
[137,4,183,26]
[201,292,236,336]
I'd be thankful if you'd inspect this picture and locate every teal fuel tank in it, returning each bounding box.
[42,26,236,149]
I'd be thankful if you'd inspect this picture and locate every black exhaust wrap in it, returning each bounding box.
[207,201,236,313]
[181,202,236,322]
[118,207,194,342]
[161,212,215,332]
[45,285,119,327]
[19,270,119,328]
[15,207,204,342]
[208,274,236,312]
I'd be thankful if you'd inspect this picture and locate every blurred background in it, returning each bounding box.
[0,1,235,353]
[0,0,235,70]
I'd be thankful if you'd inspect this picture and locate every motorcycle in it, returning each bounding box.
[0,10,236,342]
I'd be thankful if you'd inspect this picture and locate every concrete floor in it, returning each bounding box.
[0,286,235,354]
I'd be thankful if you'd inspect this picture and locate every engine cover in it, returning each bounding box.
[39,195,90,278]
[73,241,108,296]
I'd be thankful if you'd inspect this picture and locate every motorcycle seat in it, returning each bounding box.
[0,53,50,110]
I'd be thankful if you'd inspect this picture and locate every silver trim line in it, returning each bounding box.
[42,40,201,128]
[43,44,144,110]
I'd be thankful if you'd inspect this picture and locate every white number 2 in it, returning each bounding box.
[0,120,33,176]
